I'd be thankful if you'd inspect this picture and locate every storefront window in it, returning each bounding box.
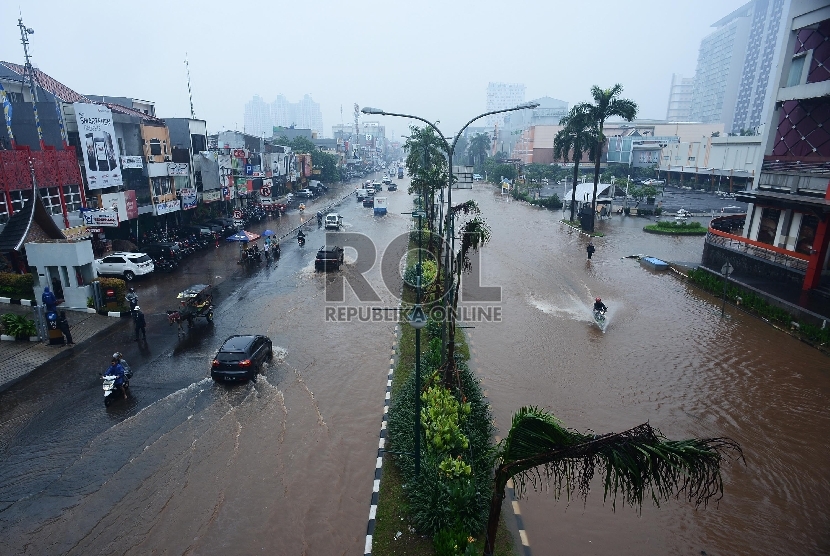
[795,214,819,255]
[757,207,781,245]
[151,177,172,198]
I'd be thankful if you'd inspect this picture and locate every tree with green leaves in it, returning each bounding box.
[467,133,490,169]
[405,125,448,234]
[483,407,743,555]
[273,135,341,183]
[442,200,490,389]
[554,107,597,222]
[581,84,638,231]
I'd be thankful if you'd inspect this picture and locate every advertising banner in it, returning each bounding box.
[154,199,180,215]
[121,156,143,169]
[180,188,197,210]
[167,162,189,176]
[232,149,246,159]
[203,190,221,203]
[73,103,123,189]
[100,191,135,222]
[237,184,249,196]
[81,209,119,227]
[124,190,138,219]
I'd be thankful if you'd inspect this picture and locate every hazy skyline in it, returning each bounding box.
[1,0,750,141]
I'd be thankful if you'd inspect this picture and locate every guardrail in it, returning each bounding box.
[705,230,809,272]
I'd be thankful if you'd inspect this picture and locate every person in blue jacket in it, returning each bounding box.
[105,357,128,399]
[41,287,57,312]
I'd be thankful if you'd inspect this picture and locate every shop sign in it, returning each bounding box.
[167,162,189,176]
[232,149,246,158]
[203,190,221,202]
[62,225,90,240]
[124,190,138,219]
[82,209,119,227]
[180,188,198,210]
[73,103,123,189]
[237,184,249,196]
[121,156,143,169]
[155,199,180,215]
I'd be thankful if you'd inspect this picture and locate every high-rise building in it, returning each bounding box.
[665,74,695,121]
[243,95,272,137]
[688,0,790,133]
[485,82,526,127]
[244,94,324,138]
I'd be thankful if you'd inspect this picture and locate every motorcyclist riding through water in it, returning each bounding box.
[593,297,607,314]
[104,357,127,400]
[297,228,306,245]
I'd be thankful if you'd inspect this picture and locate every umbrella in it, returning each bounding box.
[226,230,261,242]
[262,230,275,236]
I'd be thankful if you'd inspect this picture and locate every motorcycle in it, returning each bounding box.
[593,308,607,329]
[299,203,306,213]
[102,366,133,407]
[297,234,306,247]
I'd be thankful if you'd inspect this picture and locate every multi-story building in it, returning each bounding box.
[702,0,830,296]
[500,97,568,160]
[243,95,273,138]
[666,74,695,121]
[688,0,791,134]
[485,82,525,127]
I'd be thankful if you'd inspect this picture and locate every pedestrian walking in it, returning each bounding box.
[57,311,74,345]
[133,305,147,341]
[587,241,596,260]
[41,286,57,313]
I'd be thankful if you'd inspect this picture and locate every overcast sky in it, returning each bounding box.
[1,0,748,141]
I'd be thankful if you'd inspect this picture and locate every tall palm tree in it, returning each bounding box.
[483,407,743,555]
[468,133,490,169]
[553,107,597,223]
[405,125,447,232]
[583,84,638,231]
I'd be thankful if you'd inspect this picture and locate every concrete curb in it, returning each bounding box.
[0,296,37,306]
[0,334,41,342]
[98,310,132,318]
[364,308,400,556]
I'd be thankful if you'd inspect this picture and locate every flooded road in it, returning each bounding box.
[458,188,830,555]
[0,180,413,554]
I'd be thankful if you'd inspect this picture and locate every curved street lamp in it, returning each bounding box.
[362,102,539,362]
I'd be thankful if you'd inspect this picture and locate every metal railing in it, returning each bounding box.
[705,231,809,272]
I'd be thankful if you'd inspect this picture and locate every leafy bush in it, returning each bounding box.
[93,277,127,304]
[1,313,38,338]
[644,220,706,234]
[404,259,438,289]
[0,272,35,299]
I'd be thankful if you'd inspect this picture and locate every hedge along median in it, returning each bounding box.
[686,268,830,349]
[643,221,707,235]
[372,243,514,555]
[0,273,35,300]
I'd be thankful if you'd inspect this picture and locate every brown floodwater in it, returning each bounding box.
[456,187,830,555]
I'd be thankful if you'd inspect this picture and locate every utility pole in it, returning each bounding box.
[185,54,195,119]
[18,16,45,150]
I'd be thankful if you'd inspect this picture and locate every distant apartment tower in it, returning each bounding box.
[688,0,790,133]
[243,95,273,137]
[665,74,695,121]
[485,82,525,127]
[271,94,324,136]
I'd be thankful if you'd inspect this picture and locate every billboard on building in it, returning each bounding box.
[81,209,119,227]
[180,188,197,210]
[101,191,139,221]
[203,190,221,203]
[124,190,138,219]
[73,103,123,189]
[121,156,143,169]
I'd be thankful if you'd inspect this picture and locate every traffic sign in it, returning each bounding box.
[721,262,734,276]
[260,186,271,197]
[233,210,243,219]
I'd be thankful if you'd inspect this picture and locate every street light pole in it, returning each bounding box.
[363,103,539,365]
[405,210,427,476]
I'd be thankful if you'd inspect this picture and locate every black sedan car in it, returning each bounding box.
[211,335,273,382]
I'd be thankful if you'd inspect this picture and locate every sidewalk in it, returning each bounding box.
[0,304,121,390]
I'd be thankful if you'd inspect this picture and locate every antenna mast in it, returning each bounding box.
[185,53,195,119]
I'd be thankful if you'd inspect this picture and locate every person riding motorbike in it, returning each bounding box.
[297,228,306,245]
[113,352,130,375]
[126,288,138,313]
[104,357,127,400]
[317,211,323,226]
[593,297,607,314]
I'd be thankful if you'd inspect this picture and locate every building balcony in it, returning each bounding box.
[705,215,809,274]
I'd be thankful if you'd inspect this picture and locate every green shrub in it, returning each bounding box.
[93,277,127,303]
[404,259,438,289]
[1,313,38,337]
[0,272,35,299]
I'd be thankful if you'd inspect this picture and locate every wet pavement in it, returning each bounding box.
[458,187,830,555]
[0,176,415,555]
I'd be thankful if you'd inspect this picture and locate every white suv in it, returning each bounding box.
[95,252,155,281]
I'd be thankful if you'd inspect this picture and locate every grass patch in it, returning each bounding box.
[644,221,707,235]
